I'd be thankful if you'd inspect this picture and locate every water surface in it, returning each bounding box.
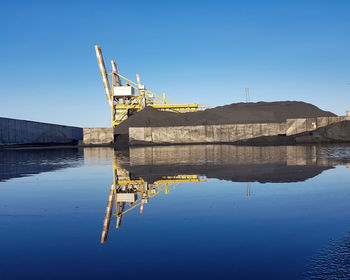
[1,145,350,279]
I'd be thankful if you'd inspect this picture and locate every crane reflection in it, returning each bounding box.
[100,154,207,243]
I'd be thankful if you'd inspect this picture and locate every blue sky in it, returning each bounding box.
[0,0,349,127]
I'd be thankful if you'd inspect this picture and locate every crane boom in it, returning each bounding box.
[94,45,112,106]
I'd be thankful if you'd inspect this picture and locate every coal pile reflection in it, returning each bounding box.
[124,145,350,183]
[100,144,350,243]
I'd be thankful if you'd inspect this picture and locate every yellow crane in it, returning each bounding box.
[94,45,207,127]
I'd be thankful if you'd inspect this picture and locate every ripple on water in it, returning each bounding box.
[318,145,350,161]
[305,233,350,279]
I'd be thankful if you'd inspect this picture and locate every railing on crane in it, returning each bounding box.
[94,45,209,128]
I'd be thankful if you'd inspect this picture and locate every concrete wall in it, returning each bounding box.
[0,117,82,146]
[129,122,286,145]
[129,116,350,145]
[286,116,350,136]
[83,128,114,145]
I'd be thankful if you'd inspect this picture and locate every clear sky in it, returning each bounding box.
[0,0,349,127]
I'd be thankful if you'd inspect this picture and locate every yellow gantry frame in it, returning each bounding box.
[110,71,205,127]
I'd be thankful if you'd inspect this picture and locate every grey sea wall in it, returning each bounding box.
[0,117,83,146]
[83,128,114,145]
[286,116,350,135]
[129,116,350,145]
[129,122,285,145]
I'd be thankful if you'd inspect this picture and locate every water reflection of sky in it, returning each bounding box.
[0,145,350,279]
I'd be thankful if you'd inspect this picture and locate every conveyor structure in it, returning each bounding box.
[94,45,208,127]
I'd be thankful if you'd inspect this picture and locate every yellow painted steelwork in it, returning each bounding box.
[110,72,205,127]
[95,45,208,128]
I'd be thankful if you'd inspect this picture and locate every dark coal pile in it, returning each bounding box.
[115,101,336,134]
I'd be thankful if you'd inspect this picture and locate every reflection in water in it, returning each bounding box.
[247,183,251,197]
[0,149,83,182]
[1,145,350,279]
[98,145,350,243]
[125,145,350,183]
[100,154,207,243]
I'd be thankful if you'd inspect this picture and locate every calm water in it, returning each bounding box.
[1,145,350,279]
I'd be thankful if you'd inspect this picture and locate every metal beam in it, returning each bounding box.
[94,45,112,106]
[111,60,121,87]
